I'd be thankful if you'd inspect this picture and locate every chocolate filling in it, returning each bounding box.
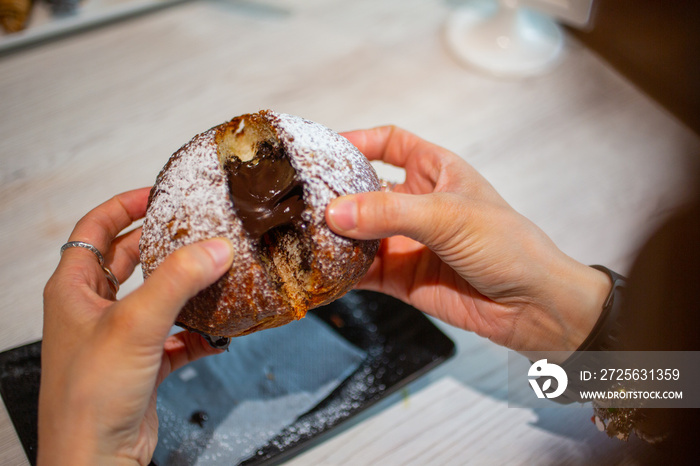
[224,141,306,239]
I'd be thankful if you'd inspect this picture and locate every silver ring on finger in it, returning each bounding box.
[60,241,120,294]
[60,241,105,266]
[379,179,396,192]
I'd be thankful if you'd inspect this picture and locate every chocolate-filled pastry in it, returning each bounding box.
[140,111,380,340]
[0,0,32,33]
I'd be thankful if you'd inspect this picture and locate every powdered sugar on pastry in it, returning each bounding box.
[139,111,380,338]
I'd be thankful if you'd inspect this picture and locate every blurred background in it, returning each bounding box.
[571,0,700,135]
[1,0,699,464]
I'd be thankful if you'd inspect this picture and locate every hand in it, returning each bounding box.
[326,126,611,355]
[39,188,234,465]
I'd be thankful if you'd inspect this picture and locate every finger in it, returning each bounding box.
[104,226,142,284]
[342,126,446,169]
[326,191,467,251]
[342,127,458,194]
[341,126,403,164]
[62,188,151,268]
[158,331,224,385]
[111,238,234,348]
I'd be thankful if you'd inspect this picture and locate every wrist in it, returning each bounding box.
[551,261,612,350]
[516,257,611,359]
[38,400,136,466]
[38,439,141,466]
[38,422,100,466]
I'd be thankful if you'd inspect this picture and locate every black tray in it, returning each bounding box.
[0,290,455,465]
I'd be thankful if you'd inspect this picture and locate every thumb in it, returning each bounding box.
[326,191,463,249]
[112,238,234,346]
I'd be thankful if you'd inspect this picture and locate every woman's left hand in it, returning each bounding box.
[39,188,234,465]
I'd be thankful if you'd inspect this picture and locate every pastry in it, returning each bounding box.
[0,0,32,33]
[139,110,380,342]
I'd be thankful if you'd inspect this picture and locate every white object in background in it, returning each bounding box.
[445,0,567,78]
[526,0,595,28]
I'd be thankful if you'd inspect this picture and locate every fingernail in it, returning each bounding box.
[201,238,234,268]
[328,199,358,231]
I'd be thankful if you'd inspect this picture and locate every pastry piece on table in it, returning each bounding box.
[0,0,32,33]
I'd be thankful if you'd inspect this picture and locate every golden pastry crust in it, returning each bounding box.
[139,111,380,337]
[0,0,32,33]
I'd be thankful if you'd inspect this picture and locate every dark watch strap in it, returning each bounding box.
[575,265,627,352]
[554,265,627,403]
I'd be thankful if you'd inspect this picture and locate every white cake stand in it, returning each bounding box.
[445,0,564,78]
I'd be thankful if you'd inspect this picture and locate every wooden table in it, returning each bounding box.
[1,0,698,464]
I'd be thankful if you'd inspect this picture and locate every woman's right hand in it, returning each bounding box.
[326,126,611,355]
